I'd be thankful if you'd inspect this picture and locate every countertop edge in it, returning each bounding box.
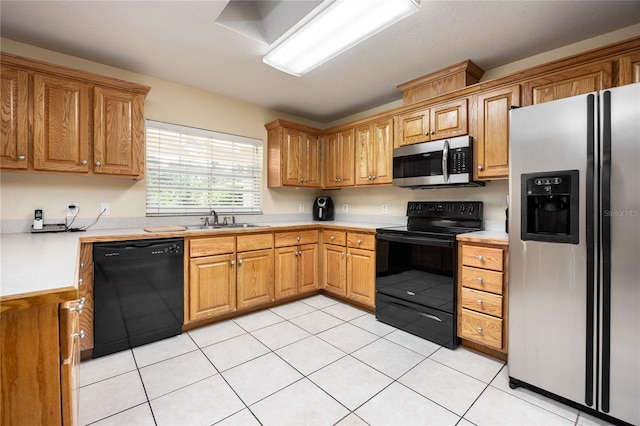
[456,230,509,245]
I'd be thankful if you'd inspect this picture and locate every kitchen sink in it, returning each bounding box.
[185,223,268,230]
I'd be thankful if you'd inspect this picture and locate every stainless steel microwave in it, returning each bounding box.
[392,135,484,188]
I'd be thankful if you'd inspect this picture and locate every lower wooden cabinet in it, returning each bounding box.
[346,246,375,306]
[274,230,319,299]
[237,248,274,309]
[189,253,236,320]
[456,237,508,354]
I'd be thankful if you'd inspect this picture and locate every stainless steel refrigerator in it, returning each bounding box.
[508,83,639,425]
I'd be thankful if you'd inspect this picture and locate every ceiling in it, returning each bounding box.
[2,1,640,123]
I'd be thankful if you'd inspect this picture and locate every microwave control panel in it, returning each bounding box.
[451,147,470,174]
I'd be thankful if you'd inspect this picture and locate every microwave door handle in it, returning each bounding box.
[442,139,449,183]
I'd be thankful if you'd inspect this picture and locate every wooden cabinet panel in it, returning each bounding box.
[347,233,376,251]
[355,118,393,186]
[618,52,640,85]
[323,128,355,188]
[475,85,521,180]
[347,247,375,306]
[275,230,318,247]
[298,243,318,293]
[523,61,613,105]
[322,231,347,246]
[275,246,298,299]
[78,243,94,352]
[33,74,90,172]
[430,98,467,139]
[189,236,235,257]
[189,254,236,320]
[237,233,273,252]
[460,287,503,317]
[93,87,145,177]
[237,249,274,309]
[461,245,504,271]
[60,300,81,426]
[461,266,504,294]
[322,244,346,296]
[0,65,29,169]
[398,109,429,146]
[304,133,321,187]
[283,128,303,186]
[459,308,503,350]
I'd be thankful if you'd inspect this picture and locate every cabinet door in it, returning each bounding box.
[93,87,144,178]
[60,300,81,426]
[355,124,374,185]
[430,98,467,139]
[322,244,346,296]
[523,61,613,105]
[282,128,303,186]
[347,247,375,306]
[475,85,520,180]
[0,65,29,170]
[33,74,90,172]
[303,133,321,187]
[398,108,429,146]
[298,243,318,293]
[372,118,393,184]
[339,128,355,187]
[78,243,94,352]
[189,254,236,321]
[618,52,640,85]
[237,249,274,309]
[274,246,299,299]
[323,132,340,188]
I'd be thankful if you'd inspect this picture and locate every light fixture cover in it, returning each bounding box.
[263,0,420,77]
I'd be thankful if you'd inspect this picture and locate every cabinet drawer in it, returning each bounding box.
[189,236,235,257]
[237,233,273,252]
[459,308,503,350]
[322,231,346,246]
[347,232,375,250]
[461,266,504,294]
[461,245,503,271]
[460,287,503,317]
[275,230,318,247]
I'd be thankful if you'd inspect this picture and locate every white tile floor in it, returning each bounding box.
[79,295,617,426]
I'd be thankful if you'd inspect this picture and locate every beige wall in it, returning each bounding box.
[2,23,639,224]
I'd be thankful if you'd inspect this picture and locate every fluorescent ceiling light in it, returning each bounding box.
[263,0,421,77]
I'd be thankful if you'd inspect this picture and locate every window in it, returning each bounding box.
[145,120,263,216]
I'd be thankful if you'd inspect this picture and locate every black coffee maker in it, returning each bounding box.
[313,196,335,221]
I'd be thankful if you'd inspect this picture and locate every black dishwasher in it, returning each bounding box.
[93,238,184,358]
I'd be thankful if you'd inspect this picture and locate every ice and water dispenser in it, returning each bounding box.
[520,170,579,244]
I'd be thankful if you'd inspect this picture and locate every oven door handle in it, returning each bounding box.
[387,301,443,322]
[376,233,453,248]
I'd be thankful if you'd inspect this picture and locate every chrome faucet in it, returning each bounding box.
[209,209,219,225]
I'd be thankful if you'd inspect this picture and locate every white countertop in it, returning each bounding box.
[0,220,385,301]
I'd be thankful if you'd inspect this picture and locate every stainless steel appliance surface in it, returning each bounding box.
[392,135,485,188]
[376,201,483,348]
[508,83,640,425]
[93,238,185,358]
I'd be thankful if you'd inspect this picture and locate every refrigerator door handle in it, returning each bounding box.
[601,89,612,413]
[585,93,596,408]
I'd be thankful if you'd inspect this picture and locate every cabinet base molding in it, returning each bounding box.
[460,338,507,362]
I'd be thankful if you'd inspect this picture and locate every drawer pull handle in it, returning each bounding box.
[477,277,483,283]
[476,327,483,334]
[418,312,442,322]
[407,291,416,296]
[477,255,484,261]
[477,299,483,305]
[73,330,85,339]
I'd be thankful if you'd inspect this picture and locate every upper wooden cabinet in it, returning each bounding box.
[323,128,355,188]
[474,85,521,180]
[355,118,393,186]
[397,98,467,147]
[0,65,29,170]
[522,61,613,105]
[618,52,640,85]
[0,52,150,179]
[266,119,321,188]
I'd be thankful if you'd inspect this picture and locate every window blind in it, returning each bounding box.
[145,120,263,216]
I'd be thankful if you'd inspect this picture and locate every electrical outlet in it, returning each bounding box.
[67,202,79,217]
[343,203,349,213]
[299,203,305,213]
[100,202,111,215]
[381,204,388,214]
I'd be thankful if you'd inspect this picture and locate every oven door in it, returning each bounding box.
[375,230,458,348]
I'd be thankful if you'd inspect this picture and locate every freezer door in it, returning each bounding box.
[508,93,591,407]
[602,83,640,425]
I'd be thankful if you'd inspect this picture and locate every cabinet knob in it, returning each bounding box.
[82,160,88,165]
[476,327,483,334]
[78,278,84,286]
[238,259,243,265]
[477,255,484,261]
[346,253,351,257]
[476,277,483,283]
[230,260,235,265]
[17,155,25,161]
[297,236,301,241]
[477,299,483,306]
[340,252,345,257]
[330,235,335,240]
[95,161,102,166]
[357,239,362,245]
[430,130,435,135]
[371,175,377,180]
[337,178,342,183]
[73,330,85,339]
[477,165,484,171]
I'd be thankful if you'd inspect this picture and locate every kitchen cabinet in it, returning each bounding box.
[323,128,355,188]
[187,233,274,321]
[0,52,150,179]
[265,119,321,188]
[321,231,347,296]
[346,233,376,307]
[522,61,613,105]
[355,118,393,185]
[1,299,81,426]
[274,230,318,299]
[397,98,467,146]
[474,85,521,180]
[457,239,508,355]
[0,64,29,169]
[78,243,94,354]
[618,51,640,85]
